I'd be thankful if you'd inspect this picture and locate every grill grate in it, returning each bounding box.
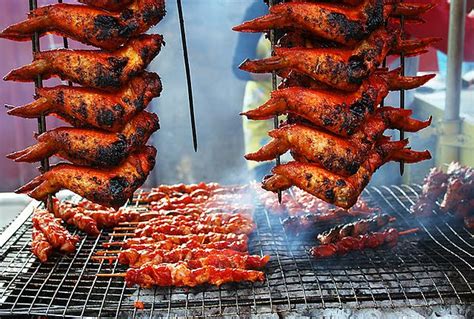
[0,185,472,317]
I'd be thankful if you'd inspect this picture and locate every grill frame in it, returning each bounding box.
[0,185,472,318]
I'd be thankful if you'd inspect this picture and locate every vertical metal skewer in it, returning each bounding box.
[177,0,198,152]
[28,0,52,211]
[399,9,405,175]
[268,0,281,203]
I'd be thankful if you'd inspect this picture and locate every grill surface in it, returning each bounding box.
[0,185,472,317]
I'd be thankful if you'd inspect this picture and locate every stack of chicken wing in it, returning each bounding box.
[234,0,437,209]
[3,0,166,209]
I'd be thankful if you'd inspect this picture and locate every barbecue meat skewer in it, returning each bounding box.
[52,200,100,236]
[234,0,433,46]
[0,0,165,50]
[32,209,79,253]
[17,146,157,209]
[105,239,249,252]
[4,34,163,90]
[7,111,159,167]
[102,263,265,288]
[263,142,431,209]
[317,214,393,244]
[242,71,434,135]
[7,72,162,132]
[31,228,53,263]
[310,228,418,258]
[246,107,431,176]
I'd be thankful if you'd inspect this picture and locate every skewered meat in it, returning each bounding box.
[114,239,249,252]
[133,212,254,229]
[124,263,265,288]
[7,111,159,167]
[52,199,100,236]
[0,0,165,50]
[241,71,434,136]
[234,0,433,46]
[114,247,270,269]
[16,146,157,209]
[239,28,433,91]
[32,209,79,253]
[7,72,162,132]
[246,107,431,176]
[411,167,448,216]
[317,214,393,244]
[78,0,133,11]
[310,228,417,258]
[31,229,53,263]
[4,34,163,90]
[440,164,474,216]
[263,141,431,209]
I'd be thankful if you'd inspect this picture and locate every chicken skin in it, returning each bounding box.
[262,141,431,209]
[4,34,163,90]
[239,28,433,91]
[246,107,431,176]
[78,0,134,11]
[16,146,157,209]
[7,111,159,167]
[234,0,433,46]
[242,70,434,136]
[7,72,162,132]
[0,0,165,50]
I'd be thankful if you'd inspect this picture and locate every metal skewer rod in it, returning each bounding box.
[177,0,198,152]
[399,8,405,175]
[268,0,281,203]
[29,0,52,212]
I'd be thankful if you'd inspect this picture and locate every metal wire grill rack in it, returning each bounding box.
[0,185,472,317]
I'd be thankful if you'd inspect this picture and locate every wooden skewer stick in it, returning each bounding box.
[119,222,142,226]
[109,233,135,237]
[399,228,419,236]
[113,227,136,231]
[95,250,123,255]
[96,273,126,278]
[92,256,119,260]
[103,242,125,247]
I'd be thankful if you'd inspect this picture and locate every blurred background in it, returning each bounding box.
[0,0,473,226]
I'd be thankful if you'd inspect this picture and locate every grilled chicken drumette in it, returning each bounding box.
[16,146,157,209]
[0,0,165,50]
[246,107,431,176]
[4,34,163,90]
[7,111,159,167]
[262,140,431,209]
[239,28,435,91]
[235,0,433,46]
[242,70,434,136]
[7,72,162,132]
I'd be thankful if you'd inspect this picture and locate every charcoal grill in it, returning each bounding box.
[0,185,472,318]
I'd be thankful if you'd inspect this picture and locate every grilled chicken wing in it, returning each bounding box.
[0,0,165,50]
[7,111,159,167]
[234,0,433,46]
[246,107,431,176]
[78,0,134,11]
[4,34,163,90]
[242,70,434,136]
[262,141,431,209]
[7,72,162,132]
[16,146,157,209]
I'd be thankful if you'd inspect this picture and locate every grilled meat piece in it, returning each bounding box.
[117,239,249,252]
[7,72,162,132]
[246,107,431,176]
[32,209,79,253]
[235,0,433,46]
[124,263,265,288]
[7,111,159,167]
[317,214,393,244]
[78,0,133,11]
[239,28,434,91]
[115,247,269,269]
[242,71,434,134]
[0,0,165,50]
[52,199,100,236]
[440,164,474,216]
[16,146,157,209]
[4,34,163,90]
[262,141,431,209]
[32,228,53,263]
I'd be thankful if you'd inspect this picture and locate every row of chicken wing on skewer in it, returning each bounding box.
[234,0,437,208]
[3,0,167,208]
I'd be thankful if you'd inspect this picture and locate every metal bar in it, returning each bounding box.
[176,0,198,152]
[399,9,405,175]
